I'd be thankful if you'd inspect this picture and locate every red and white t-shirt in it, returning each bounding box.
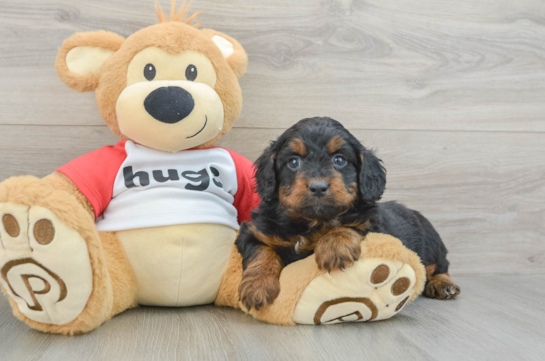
[57,140,260,232]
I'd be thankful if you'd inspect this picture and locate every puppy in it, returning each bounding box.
[236,117,460,311]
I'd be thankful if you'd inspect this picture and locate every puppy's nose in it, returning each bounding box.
[144,86,195,124]
[309,181,329,197]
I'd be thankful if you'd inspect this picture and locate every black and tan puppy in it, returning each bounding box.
[236,117,460,311]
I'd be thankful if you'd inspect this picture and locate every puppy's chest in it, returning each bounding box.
[286,218,368,250]
[274,227,332,266]
[290,227,331,252]
[275,222,369,266]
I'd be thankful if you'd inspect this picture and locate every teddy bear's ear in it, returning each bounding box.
[201,29,248,78]
[56,31,125,92]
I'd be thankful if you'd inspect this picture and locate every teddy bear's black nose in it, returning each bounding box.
[144,86,195,124]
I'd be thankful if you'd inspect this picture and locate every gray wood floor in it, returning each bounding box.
[0,0,544,359]
[1,275,544,361]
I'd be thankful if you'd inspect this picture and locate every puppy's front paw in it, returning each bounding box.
[315,230,361,273]
[238,272,281,311]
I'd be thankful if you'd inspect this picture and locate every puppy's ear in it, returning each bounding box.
[358,148,386,203]
[254,141,279,201]
[56,31,124,92]
[200,29,248,78]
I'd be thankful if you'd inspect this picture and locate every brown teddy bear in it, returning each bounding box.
[0,2,425,335]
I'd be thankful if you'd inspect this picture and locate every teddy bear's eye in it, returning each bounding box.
[185,64,197,81]
[144,63,156,81]
[144,63,157,81]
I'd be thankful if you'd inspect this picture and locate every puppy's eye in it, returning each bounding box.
[186,64,197,81]
[144,63,156,81]
[287,157,301,170]
[333,155,347,168]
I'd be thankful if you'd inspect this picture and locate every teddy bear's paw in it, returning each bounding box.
[292,257,417,324]
[0,202,93,325]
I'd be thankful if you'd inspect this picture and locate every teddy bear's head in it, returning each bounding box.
[55,2,247,152]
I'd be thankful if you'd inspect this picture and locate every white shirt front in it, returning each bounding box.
[95,141,239,232]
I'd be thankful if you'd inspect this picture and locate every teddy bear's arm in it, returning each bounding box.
[55,140,129,220]
[42,172,95,218]
[219,147,261,223]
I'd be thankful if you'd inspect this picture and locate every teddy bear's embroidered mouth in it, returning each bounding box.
[186,116,207,139]
[115,79,224,152]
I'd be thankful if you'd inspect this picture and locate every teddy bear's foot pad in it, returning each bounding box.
[0,202,93,325]
[293,258,416,324]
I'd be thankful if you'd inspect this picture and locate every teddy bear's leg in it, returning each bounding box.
[0,175,137,335]
[216,233,425,325]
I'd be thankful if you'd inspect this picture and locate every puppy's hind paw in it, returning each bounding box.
[424,273,460,299]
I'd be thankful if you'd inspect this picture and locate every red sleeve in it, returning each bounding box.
[57,140,128,220]
[221,148,261,224]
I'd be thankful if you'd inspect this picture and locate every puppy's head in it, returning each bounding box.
[255,117,386,221]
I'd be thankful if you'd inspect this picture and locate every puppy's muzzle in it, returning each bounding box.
[144,86,195,124]
[308,180,329,198]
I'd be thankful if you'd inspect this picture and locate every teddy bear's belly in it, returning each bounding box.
[115,223,237,307]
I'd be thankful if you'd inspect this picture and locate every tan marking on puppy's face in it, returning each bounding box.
[279,173,357,220]
[327,136,345,154]
[289,138,307,156]
[329,175,357,206]
[279,174,309,211]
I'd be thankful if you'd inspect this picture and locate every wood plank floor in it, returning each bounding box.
[1,275,543,361]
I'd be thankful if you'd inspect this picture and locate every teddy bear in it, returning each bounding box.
[0,2,425,335]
